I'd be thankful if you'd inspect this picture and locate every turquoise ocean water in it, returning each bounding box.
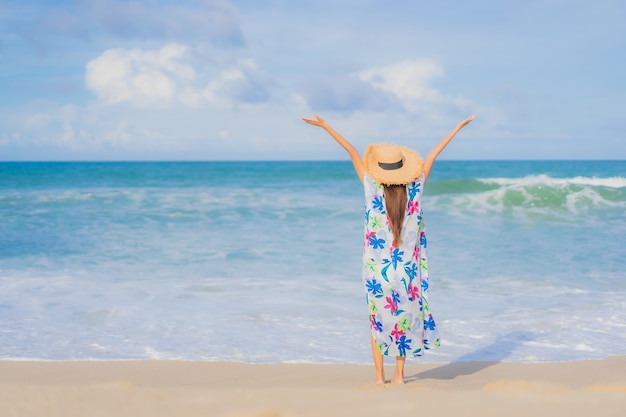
[1,161,625,363]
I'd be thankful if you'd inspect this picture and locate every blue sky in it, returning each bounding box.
[1,0,624,160]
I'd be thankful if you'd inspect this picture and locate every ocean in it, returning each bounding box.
[1,161,625,363]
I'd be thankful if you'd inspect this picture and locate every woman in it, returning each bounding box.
[302,114,475,384]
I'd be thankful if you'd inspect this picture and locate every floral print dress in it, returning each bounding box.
[363,174,440,357]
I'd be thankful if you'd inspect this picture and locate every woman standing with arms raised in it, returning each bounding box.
[302,114,475,384]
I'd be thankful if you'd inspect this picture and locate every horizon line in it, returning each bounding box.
[1,158,626,163]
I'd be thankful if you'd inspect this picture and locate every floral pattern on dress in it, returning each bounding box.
[362,174,440,357]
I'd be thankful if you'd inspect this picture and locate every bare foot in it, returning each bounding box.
[393,356,406,385]
[374,372,385,384]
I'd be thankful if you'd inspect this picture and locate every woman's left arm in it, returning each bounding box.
[302,115,365,183]
[423,115,475,183]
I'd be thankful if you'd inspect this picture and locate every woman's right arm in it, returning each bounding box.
[422,115,475,183]
[302,115,365,183]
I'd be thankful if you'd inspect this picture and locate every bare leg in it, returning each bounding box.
[369,334,385,384]
[392,356,406,384]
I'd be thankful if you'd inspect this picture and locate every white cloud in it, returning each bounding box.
[85,43,271,108]
[300,59,473,117]
[348,59,480,131]
[299,74,402,113]
[202,58,271,107]
[85,43,197,106]
[354,59,445,102]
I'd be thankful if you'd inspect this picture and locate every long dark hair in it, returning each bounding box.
[383,184,407,246]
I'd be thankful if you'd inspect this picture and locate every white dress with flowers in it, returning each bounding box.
[362,174,440,357]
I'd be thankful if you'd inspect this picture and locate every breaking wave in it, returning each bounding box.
[427,175,626,216]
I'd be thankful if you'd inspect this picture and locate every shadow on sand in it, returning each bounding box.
[406,331,535,382]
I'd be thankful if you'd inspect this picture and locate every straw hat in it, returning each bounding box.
[363,144,424,185]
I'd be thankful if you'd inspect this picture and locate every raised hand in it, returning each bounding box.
[301,115,328,129]
[423,114,476,183]
[458,114,476,129]
[302,114,365,182]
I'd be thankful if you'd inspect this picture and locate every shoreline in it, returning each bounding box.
[2,356,625,417]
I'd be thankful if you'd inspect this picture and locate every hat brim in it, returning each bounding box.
[363,144,424,185]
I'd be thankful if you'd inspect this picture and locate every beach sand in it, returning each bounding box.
[1,357,625,417]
